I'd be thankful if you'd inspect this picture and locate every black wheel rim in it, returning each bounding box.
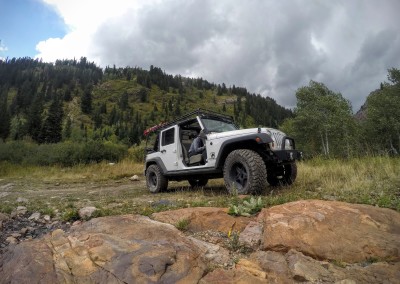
[229,162,247,190]
[149,172,157,188]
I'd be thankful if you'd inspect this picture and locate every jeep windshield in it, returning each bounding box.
[201,117,238,133]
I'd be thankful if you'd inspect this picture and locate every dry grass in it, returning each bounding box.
[286,157,400,209]
[299,157,399,190]
[0,157,399,219]
[0,159,143,183]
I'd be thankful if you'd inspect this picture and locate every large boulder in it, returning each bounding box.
[259,199,400,263]
[0,215,207,283]
[249,249,400,283]
[1,200,399,283]
[152,207,252,233]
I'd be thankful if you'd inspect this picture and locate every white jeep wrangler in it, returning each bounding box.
[144,109,301,194]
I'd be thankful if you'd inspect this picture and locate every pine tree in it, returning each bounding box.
[119,91,129,110]
[40,99,64,143]
[10,115,28,140]
[100,102,107,114]
[27,94,44,142]
[174,103,181,116]
[93,108,103,129]
[81,87,92,114]
[108,106,118,125]
[216,85,223,96]
[0,92,10,141]
[139,88,148,103]
[63,117,72,140]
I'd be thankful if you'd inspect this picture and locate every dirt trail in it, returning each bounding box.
[0,179,152,253]
[0,177,229,254]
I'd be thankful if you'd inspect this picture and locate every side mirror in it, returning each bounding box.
[146,148,155,154]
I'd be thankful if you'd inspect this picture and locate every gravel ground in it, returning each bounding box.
[0,212,71,255]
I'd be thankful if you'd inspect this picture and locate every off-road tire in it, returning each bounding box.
[146,164,168,193]
[267,162,297,186]
[223,149,267,194]
[188,179,208,188]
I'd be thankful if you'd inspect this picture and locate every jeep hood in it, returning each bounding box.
[208,128,286,140]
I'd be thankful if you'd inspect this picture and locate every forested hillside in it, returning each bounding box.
[0,57,291,147]
[0,57,399,164]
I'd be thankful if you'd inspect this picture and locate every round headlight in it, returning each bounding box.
[285,139,293,150]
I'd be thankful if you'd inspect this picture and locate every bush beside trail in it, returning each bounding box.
[0,141,129,166]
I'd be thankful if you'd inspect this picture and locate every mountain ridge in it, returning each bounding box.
[0,57,292,145]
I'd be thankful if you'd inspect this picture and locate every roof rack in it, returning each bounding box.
[143,108,233,136]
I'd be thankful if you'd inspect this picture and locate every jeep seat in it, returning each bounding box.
[189,154,202,164]
[181,143,202,165]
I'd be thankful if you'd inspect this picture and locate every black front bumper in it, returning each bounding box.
[268,149,302,163]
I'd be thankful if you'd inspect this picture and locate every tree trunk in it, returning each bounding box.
[389,139,398,155]
[325,128,330,156]
[397,129,400,155]
[320,132,327,156]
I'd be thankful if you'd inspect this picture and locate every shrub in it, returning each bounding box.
[175,218,190,231]
[25,142,82,166]
[128,145,146,163]
[226,231,242,252]
[62,208,80,222]
[102,141,128,162]
[0,141,128,166]
[228,196,264,217]
[0,141,36,164]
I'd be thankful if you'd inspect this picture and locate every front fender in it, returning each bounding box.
[215,133,273,168]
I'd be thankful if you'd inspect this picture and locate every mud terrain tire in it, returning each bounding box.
[146,164,168,193]
[223,149,267,194]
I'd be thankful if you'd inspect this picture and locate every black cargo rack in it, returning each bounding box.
[144,108,234,136]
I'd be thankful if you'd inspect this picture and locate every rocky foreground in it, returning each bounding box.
[0,200,399,283]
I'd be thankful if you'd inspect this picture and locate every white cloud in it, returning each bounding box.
[35,0,146,62]
[36,34,88,62]
[0,40,8,61]
[34,0,400,111]
[41,0,141,31]
[0,41,8,52]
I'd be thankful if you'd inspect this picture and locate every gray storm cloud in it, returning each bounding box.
[89,0,400,111]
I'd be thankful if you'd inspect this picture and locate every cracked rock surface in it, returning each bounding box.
[1,200,399,283]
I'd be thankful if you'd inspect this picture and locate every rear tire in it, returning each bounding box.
[188,179,208,188]
[223,149,266,194]
[146,164,168,193]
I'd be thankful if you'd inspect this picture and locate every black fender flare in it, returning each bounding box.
[144,157,167,175]
[215,133,273,168]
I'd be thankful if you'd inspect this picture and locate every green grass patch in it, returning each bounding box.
[175,218,190,231]
[0,157,399,219]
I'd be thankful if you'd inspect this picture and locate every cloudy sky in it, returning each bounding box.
[1,0,399,111]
